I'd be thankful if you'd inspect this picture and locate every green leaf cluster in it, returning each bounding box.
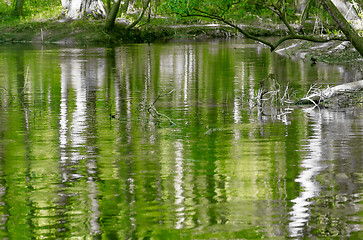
[161,0,316,22]
[162,0,277,20]
[0,1,14,21]
[0,0,61,22]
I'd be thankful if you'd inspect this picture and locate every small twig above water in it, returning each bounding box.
[151,89,175,106]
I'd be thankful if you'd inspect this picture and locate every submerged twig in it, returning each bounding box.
[0,86,15,107]
[148,106,176,126]
[138,89,176,126]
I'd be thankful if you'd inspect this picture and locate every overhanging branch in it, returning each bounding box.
[185,8,347,51]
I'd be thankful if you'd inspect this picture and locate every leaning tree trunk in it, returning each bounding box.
[125,0,152,30]
[62,0,107,19]
[320,0,363,57]
[296,0,309,13]
[330,0,363,30]
[105,0,130,31]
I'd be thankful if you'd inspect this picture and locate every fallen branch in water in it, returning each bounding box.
[297,80,363,105]
[248,78,363,124]
[148,106,176,126]
[249,76,297,124]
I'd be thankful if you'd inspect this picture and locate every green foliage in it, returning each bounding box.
[161,0,289,22]
[0,0,61,23]
[160,0,194,15]
[25,0,62,17]
[0,1,13,21]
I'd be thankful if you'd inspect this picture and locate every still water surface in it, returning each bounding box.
[0,40,362,239]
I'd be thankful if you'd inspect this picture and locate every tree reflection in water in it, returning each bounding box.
[289,108,325,237]
[58,48,105,237]
[289,107,363,237]
[0,42,361,239]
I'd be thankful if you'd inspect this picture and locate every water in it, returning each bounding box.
[0,40,362,239]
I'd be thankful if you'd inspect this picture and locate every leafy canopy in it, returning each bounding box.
[162,0,300,21]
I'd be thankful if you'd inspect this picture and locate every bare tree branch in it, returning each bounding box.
[185,8,347,51]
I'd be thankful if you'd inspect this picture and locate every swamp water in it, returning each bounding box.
[0,40,362,239]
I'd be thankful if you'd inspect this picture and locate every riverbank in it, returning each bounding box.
[1,19,361,62]
[1,18,362,76]
[1,20,362,108]
[0,19,233,45]
[0,18,294,45]
[0,19,150,45]
[276,40,363,107]
[276,40,363,68]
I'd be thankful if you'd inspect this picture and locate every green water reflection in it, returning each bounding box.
[0,40,362,239]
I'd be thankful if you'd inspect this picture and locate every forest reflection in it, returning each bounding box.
[0,41,361,239]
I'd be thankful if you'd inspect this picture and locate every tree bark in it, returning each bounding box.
[330,0,363,30]
[62,0,107,19]
[106,0,111,13]
[320,0,363,56]
[14,0,25,16]
[105,0,130,31]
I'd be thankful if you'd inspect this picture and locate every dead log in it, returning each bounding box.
[298,80,363,105]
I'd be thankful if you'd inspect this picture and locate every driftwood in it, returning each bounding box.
[298,80,363,105]
[247,79,362,125]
